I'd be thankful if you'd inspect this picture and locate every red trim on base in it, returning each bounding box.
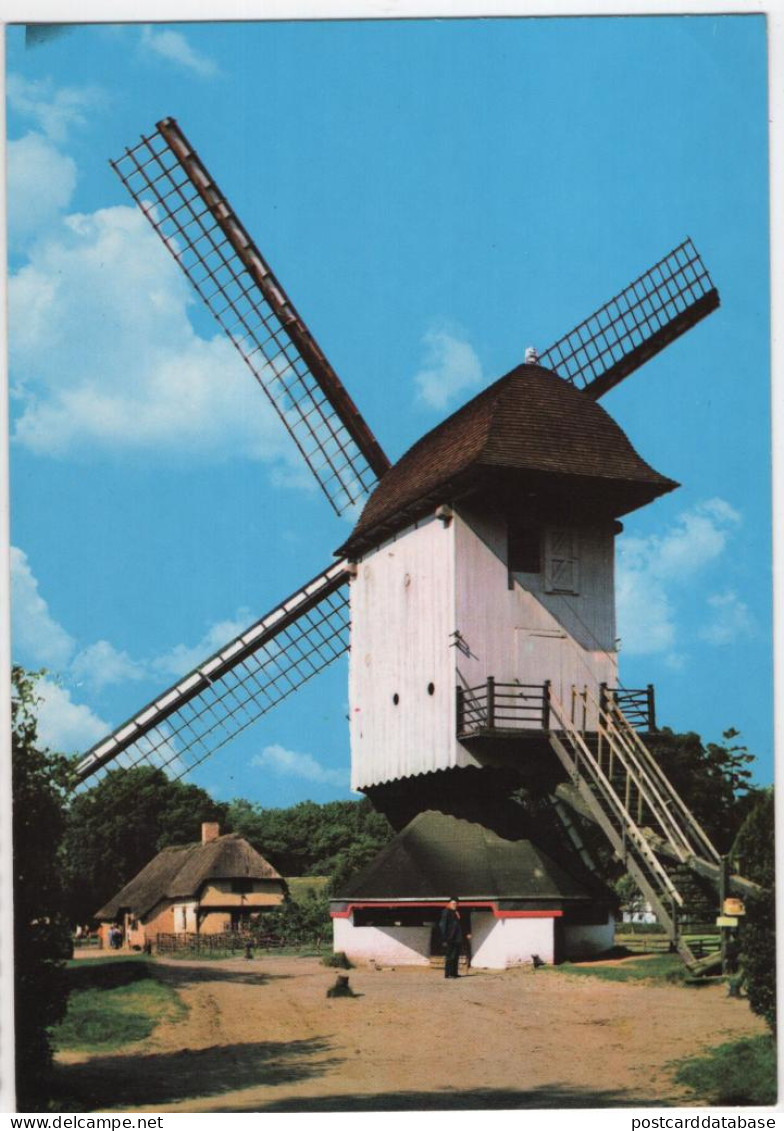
[330,901,563,920]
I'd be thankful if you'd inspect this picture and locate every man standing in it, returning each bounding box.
[439,897,468,979]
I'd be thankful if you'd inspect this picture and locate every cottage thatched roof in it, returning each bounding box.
[95,833,284,920]
[338,363,677,557]
[331,810,615,907]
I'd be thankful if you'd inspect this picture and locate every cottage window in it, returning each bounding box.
[544,528,579,594]
[508,520,541,574]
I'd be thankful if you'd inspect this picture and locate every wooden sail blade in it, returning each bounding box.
[110,118,389,516]
[75,562,351,785]
[538,239,719,399]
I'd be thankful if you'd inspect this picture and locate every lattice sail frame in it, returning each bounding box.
[111,118,389,517]
[539,238,719,399]
[75,563,351,784]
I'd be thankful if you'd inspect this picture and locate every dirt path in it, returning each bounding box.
[56,955,768,1112]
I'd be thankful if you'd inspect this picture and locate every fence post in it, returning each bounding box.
[647,684,657,732]
[542,680,551,731]
[456,685,465,734]
[487,676,495,730]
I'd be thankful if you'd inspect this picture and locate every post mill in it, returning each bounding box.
[76,118,757,969]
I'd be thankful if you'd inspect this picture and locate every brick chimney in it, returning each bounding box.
[201,822,220,844]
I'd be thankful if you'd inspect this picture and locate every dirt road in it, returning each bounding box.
[56,955,767,1112]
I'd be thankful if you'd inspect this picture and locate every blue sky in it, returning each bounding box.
[6,15,773,803]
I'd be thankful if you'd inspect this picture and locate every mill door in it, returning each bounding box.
[516,626,570,706]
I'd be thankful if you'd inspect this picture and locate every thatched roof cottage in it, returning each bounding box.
[95,823,285,948]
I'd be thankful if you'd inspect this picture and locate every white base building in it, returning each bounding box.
[330,810,616,970]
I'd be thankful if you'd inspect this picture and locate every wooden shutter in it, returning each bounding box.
[545,528,579,594]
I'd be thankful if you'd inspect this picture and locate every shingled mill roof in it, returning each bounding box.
[339,363,677,557]
[332,810,614,905]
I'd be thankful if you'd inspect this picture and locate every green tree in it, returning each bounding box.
[263,889,332,945]
[732,789,775,1032]
[227,796,393,882]
[11,667,74,1110]
[63,766,229,925]
[646,727,756,853]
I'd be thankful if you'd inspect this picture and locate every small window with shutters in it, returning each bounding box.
[545,528,579,594]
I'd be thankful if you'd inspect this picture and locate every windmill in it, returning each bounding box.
[76,118,756,969]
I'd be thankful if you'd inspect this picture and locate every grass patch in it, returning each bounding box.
[675,1035,777,1106]
[52,959,186,1052]
[553,953,687,985]
[286,876,330,903]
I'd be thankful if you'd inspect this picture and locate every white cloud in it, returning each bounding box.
[11,545,148,696]
[34,677,110,753]
[699,591,756,646]
[70,640,148,692]
[414,326,483,410]
[617,499,743,659]
[140,26,218,77]
[152,611,254,679]
[615,568,676,656]
[251,743,348,787]
[6,74,102,143]
[12,541,262,692]
[9,205,301,469]
[10,546,75,668]
[7,133,77,247]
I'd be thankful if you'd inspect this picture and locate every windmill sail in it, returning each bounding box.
[75,562,351,785]
[111,118,389,517]
[539,238,719,399]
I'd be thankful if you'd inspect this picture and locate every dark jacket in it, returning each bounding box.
[439,907,463,945]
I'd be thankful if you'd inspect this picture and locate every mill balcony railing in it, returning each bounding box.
[456,678,656,738]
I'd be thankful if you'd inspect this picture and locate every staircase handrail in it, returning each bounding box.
[548,689,683,907]
[573,685,697,862]
[602,693,721,865]
[574,683,720,866]
[594,699,696,862]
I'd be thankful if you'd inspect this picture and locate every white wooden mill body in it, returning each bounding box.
[340,362,677,796]
[348,506,618,792]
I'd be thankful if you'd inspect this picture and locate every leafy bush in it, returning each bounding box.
[732,789,776,1032]
[261,889,332,946]
[12,668,74,1111]
[322,951,353,969]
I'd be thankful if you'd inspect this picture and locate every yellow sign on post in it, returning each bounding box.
[716,915,739,928]
[723,898,746,916]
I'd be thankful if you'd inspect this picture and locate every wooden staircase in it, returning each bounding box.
[546,687,757,970]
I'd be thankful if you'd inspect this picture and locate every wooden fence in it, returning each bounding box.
[616,931,721,957]
[73,936,102,949]
[155,930,323,955]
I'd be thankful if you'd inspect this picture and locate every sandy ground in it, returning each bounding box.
[56,953,768,1112]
